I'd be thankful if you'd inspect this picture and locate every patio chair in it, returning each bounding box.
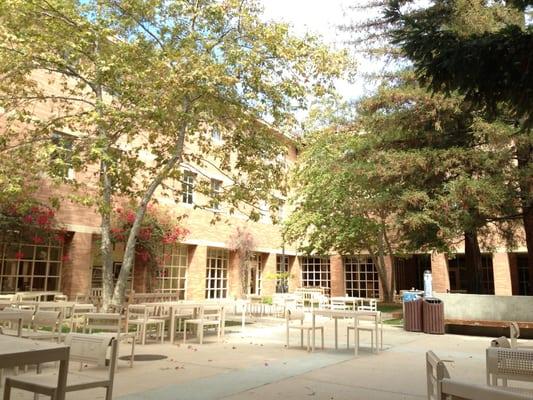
[285,309,324,352]
[126,305,165,345]
[4,333,118,400]
[427,351,531,400]
[84,312,135,368]
[170,304,197,342]
[183,305,224,345]
[346,311,382,353]
[68,304,96,332]
[486,347,533,388]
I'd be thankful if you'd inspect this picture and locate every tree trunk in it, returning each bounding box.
[111,103,190,306]
[464,230,483,294]
[375,232,393,302]
[516,138,533,294]
[100,160,115,311]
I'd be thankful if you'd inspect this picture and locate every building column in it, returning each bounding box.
[228,250,241,299]
[62,232,93,299]
[431,253,450,293]
[261,253,277,296]
[493,252,513,296]
[186,245,207,300]
[330,255,345,296]
[289,256,301,292]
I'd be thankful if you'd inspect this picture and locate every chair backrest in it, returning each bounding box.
[357,298,377,312]
[426,351,451,400]
[510,322,520,348]
[200,305,223,320]
[127,304,151,321]
[0,309,35,327]
[54,294,68,302]
[330,299,348,311]
[65,333,118,379]
[486,347,533,385]
[32,310,62,331]
[285,309,305,322]
[0,294,15,302]
[84,312,121,334]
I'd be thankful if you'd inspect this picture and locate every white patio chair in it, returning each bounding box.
[126,305,165,345]
[183,305,224,345]
[4,334,118,400]
[69,304,96,332]
[427,351,531,400]
[346,311,382,353]
[285,309,323,352]
[84,312,135,368]
[486,347,533,389]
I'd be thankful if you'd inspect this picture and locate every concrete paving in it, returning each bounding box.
[7,320,533,399]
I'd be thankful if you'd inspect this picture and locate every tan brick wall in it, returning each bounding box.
[493,252,513,296]
[289,256,302,291]
[431,253,450,293]
[330,255,345,296]
[228,250,241,299]
[62,232,93,299]
[261,252,277,296]
[186,245,207,300]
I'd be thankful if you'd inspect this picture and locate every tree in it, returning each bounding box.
[0,0,351,307]
[227,226,256,298]
[380,0,533,291]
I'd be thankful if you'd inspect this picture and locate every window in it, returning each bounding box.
[0,241,63,293]
[249,253,263,295]
[156,244,188,298]
[205,248,228,299]
[211,129,222,142]
[259,201,269,223]
[344,256,380,298]
[181,171,195,204]
[210,179,222,211]
[276,255,290,293]
[448,254,494,294]
[50,132,75,179]
[91,262,133,291]
[301,256,330,295]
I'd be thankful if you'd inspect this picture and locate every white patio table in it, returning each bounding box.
[311,309,382,356]
[0,335,70,400]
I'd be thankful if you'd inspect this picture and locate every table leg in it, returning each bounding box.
[354,315,358,357]
[312,313,316,352]
[170,307,175,344]
[375,315,378,353]
[56,348,70,400]
[334,317,338,349]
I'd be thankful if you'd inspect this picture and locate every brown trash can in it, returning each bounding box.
[403,299,423,332]
[423,298,445,334]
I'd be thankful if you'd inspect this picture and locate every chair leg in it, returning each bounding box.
[346,327,350,349]
[300,329,303,348]
[306,329,310,352]
[4,378,11,400]
[105,384,113,400]
[321,328,324,350]
[183,322,187,343]
[199,323,204,345]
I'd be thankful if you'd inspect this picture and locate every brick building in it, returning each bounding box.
[0,73,529,301]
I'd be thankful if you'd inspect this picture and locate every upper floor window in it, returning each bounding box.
[210,179,222,211]
[211,129,222,143]
[181,171,195,205]
[50,132,75,180]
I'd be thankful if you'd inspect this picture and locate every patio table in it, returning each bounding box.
[311,309,382,356]
[0,335,70,400]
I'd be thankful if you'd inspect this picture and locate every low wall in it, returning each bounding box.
[434,293,533,322]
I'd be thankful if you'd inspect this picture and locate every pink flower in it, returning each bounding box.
[61,254,70,262]
[32,236,44,244]
[125,211,136,224]
[23,214,33,224]
[36,214,49,226]
[14,251,24,260]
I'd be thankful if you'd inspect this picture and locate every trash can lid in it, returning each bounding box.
[424,297,442,304]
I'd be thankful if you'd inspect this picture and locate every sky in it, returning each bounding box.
[260,0,380,102]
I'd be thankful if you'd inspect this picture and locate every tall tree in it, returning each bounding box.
[0,0,351,307]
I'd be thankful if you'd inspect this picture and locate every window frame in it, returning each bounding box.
[181,170,196,205]
[205,248,228,299]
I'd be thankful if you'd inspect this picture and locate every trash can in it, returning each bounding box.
[422,298,445,334]
[403,293,423,332]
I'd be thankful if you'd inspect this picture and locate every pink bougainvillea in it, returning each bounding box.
[110,203,189,271]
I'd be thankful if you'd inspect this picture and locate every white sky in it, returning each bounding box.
[260,0,380,102]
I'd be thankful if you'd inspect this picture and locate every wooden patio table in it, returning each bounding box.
[0,335,69,400]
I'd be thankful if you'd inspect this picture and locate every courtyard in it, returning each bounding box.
[6,317,524,400]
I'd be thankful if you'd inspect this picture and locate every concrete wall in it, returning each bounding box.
[435,292,533,322]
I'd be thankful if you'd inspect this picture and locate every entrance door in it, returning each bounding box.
[248,254,262,295]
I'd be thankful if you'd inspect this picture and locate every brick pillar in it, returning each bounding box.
[261,252,277,296]
[431,253,450,293]
[330,255,345,296]
[493,252,513,296]
[228,250,241,299]
[509,253,519,295]
[187,245,207,300]
[289,256,301,292]
[62,232,93,299]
